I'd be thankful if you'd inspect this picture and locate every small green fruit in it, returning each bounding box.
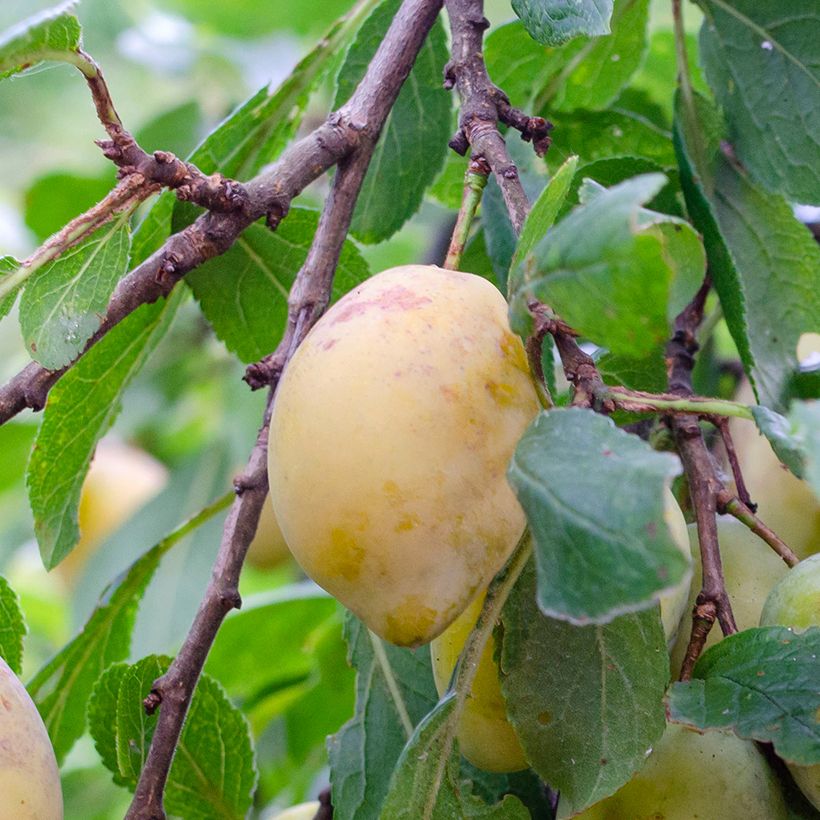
[760,553,820,810]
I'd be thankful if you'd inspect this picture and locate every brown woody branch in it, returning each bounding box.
[716,490,798,568]
[666,278,738,680]
[444,0,551,234]
[125,2,444,817]
[78,49,250,214]
[0,0,444,427]
[527,300,615,412]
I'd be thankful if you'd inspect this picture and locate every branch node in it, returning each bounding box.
[143,691,162,716]
[448,130,470,155]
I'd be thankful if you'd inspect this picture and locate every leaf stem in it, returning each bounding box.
[443,157,489,271]
[604,388,755,420]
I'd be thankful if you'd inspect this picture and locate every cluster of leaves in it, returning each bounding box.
[0,0,818,818]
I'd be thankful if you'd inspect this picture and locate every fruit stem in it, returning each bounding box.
[443,157,490,271]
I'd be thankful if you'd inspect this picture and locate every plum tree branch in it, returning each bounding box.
[125,2,444,817]
[666,278,738,681]
[76,48,251,214]
[0,0,444,427]
[444,0,551,234]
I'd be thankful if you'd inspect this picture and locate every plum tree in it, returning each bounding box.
[58,439,167,584]
[670,517,789,676]
[760,554,820,809]
[430,491,690,773]
[574,723,787,819]
[268,265,540,646]
[0,657,63,819]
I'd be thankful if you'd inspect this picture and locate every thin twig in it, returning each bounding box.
[444,0,546,234]
[666,277,737,680]
[0,0,444,426]
[714,417,754,508]
[716,490,799,568]
[528,301,615,413]
[125,2,444,816]
[442,156,489,271]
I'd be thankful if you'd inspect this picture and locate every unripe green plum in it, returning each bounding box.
[760,553,820,810]
[0,657,63,819]
[271,802,320,820]
[430,491,690,774]
[268,266,539,646]
[670,517,789,676]
[574,723,787,819]
[658,490,693,646]
[431,592,527,773]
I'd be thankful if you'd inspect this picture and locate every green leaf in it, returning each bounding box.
[747,401,820,500]
[674,91,820,411]
[187,208,370,363]
[379,696,530,819]
[0,1,81,80]
[334,0,451,243]
[697,0,820,203]
[751,405,807,479]
[19,215,131,369]
[329,614,438,820]
[90,655,258,819]
[508,408,688,623]
[0,256,20,321]
[630,29,708,123]
[27,517,177,762]
[789,401,820,499]
[26,290,181,570]
[0,421,37,494]
[667,626,820,766]
[511,0,613,46]
[508,174,704,355]
[499,559,668,816]
[510,155,578,273]
[24,171,115,244]
[0,575,25,674]
[428,150,467,210]
[87,662,129,787]
[134,100,202,158]
[548,105,675,170]
[205,583,339,703]
[487,0,648,112]
[596,348,668,392]
[558,156,680,220]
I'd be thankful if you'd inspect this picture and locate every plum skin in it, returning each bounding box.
[268,265,540,647]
